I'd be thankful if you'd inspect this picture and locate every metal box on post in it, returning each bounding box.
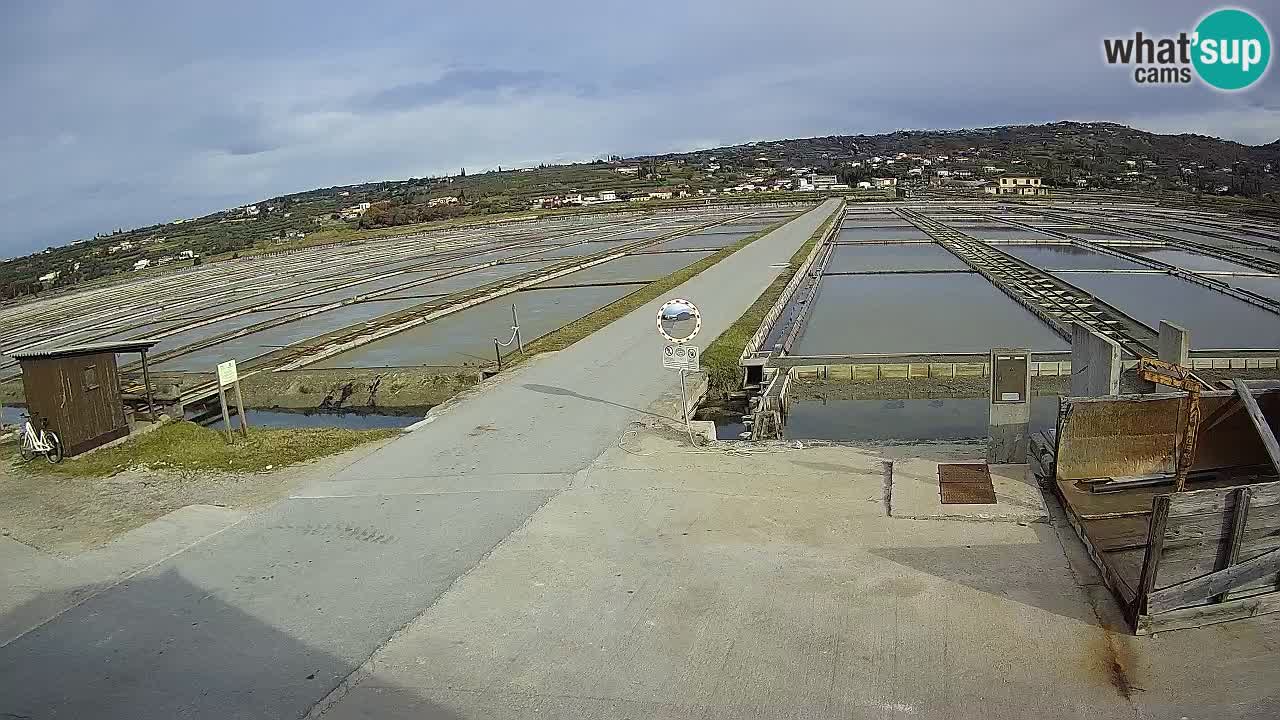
[991,349,1030,404]
[988,348,1032,464]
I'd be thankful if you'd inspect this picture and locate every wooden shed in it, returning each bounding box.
[13,340,159,457]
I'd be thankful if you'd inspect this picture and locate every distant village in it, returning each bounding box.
[7,122,1275,299]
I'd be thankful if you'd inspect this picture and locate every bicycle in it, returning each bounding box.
[19,414,63,464]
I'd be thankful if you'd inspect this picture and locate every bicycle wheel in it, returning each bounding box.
[19,438,35,462]
[43,431,63,464]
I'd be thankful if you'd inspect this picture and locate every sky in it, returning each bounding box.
[1,1,1277,257]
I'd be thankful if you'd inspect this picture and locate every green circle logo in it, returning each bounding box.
[1193,8,1271,90]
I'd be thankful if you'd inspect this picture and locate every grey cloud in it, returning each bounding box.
[362,68,560,111]
[2,0,1278,257]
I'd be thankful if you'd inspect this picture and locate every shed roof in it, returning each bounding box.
[12,340,159,361]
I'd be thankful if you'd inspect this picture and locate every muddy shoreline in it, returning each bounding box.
[234,368,481,410]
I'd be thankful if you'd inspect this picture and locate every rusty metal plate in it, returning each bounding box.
[939,482,998,504]
[938,463,991,485]
[938,463,997,504]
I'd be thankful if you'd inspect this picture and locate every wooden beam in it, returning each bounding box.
[1133,494,1171,622]
[1234,378,1280,476]
[1148,547,1280,614]
[1137,591,1280,634]
[1201,395,1244,432]
[1215,487,1252,604]
[139,349,157,422]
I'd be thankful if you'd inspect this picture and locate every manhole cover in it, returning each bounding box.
[938,463,997,504]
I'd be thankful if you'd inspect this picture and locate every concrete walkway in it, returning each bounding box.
[319,430,1280,720]
[0,199,842,719]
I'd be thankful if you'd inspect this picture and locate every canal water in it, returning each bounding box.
[825,242,968,273]
[315,283,645,368]
[1,405,25,426]
[1060,272,1280,349]
[793,272,1069,356]
[1124,246,1258,274]
[996,244,1145,271]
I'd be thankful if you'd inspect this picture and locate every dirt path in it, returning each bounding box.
[0,436,396,556]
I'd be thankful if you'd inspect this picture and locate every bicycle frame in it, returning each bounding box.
[22,421,53,453]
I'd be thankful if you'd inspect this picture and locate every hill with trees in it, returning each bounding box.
[4,121,1277,302]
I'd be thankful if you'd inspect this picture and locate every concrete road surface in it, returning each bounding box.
[0,199,842,719]
[320,430,1280,720]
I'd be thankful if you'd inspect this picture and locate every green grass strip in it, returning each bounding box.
[26,421,399,478]
[519,218,794,359]
[701,212,836,393]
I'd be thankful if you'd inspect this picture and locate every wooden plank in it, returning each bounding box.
[1166,479,1280,518]
[1147,547,1280,614]
[217,384,233,443]
[1091,501,1280,553]
[1051,479,1137,607]
[1080,510,1153,520]
[1201,386,1280,431]
[1133,495,1171,621]
[1153,533,1280,590]
[1138,590,1280,635]
[1216,487,1253,603]
[1202,395,1244,431]
[233,378,249,437]
[1235,377,1280,476]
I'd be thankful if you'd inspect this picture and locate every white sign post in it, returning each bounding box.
[215,359,249,441]
[662,343,699,372]
[657,299,702,423]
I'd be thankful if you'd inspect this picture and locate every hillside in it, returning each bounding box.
[656,121,1280,193]
[4,121,1278,301]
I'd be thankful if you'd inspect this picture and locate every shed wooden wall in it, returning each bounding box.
[19,351,128,456]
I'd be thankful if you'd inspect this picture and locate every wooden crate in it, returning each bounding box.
[1051,391,1280,634]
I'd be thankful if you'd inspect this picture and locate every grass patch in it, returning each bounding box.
[518,216,796,358]
[26,421,400,478]
[701,211,837,393]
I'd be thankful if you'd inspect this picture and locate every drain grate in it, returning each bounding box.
[938,463,997,504]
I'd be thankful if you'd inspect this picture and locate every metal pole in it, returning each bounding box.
[494,339,503,371]
[679,369,689,423]
[512,304,523,354]
[139,350,157,421]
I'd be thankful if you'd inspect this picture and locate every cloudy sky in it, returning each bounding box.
[1,1,1276,257]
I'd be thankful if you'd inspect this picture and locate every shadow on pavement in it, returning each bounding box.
[0,569,459,720]
[521,383,664,419]
[867,523,1104,627]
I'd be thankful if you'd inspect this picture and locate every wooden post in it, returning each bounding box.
[217,383,233,443]
[233,378,249,437]
[1234,378,1280,475]
[1215,487,1252,603]
[494,339,503,370]
[1133,494,1171,623]
[139,349,158,422]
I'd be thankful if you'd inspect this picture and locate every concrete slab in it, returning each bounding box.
[321,431,1131,720]
[322,426,1280,719]
[0,491,555,720]
[0,504,247,647]
[889,454,1049,522]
